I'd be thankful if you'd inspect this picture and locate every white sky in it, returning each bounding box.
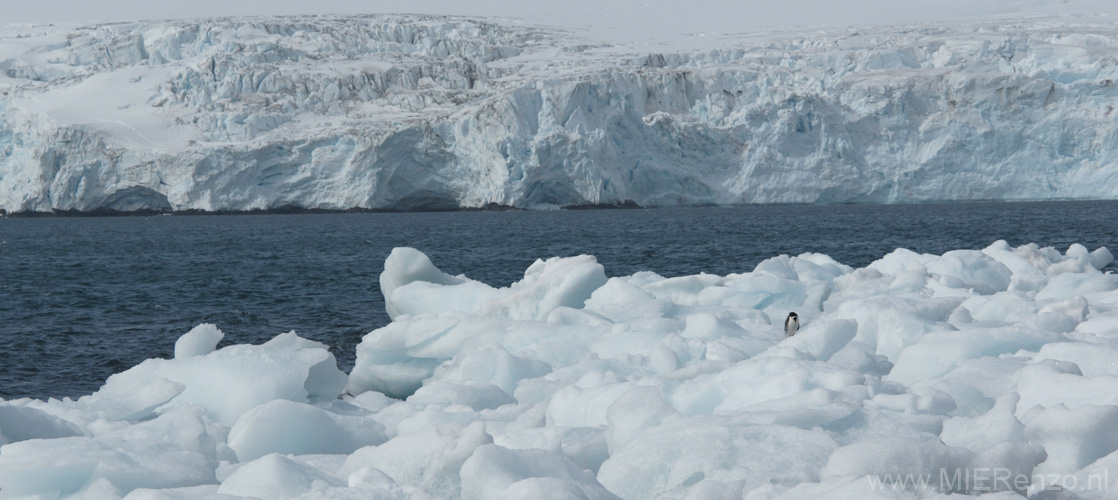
[4,0,1117,47]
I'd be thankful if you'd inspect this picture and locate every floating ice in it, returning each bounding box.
[3,240,1118,499]
[227,400,387,462]
[81,330,348,426]
[174,324,225,359]
[342,420,492,498]
[216,453,340,500]
[460,444,620,500]
[0,406,219,498]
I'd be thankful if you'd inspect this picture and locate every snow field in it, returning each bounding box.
[1,240,1118,499]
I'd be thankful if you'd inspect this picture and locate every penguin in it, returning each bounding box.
[785,312,799,337]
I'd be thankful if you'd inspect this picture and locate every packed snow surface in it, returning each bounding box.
[3,13,1118,212]
[3,241,1118,499]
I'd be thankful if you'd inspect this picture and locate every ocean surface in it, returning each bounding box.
[3,201,1117,400]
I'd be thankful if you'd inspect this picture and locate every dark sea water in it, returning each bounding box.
[3,201,1118,400]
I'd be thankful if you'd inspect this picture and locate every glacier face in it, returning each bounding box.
[1,16,1117,213]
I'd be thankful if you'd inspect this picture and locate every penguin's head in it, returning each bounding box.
[788,312,798,321]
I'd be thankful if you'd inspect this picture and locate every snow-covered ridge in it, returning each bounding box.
[3,241,1118,499]
[2,16,1118,212]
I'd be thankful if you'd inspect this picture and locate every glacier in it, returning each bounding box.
[2,15,1118,213]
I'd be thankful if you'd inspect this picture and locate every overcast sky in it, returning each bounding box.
[5,0,1116,46]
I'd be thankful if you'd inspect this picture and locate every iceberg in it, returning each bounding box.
[3,241,1118,499]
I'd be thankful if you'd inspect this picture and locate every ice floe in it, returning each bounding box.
[2,241,1118,499]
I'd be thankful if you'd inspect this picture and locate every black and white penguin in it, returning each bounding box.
[785,312,799,337]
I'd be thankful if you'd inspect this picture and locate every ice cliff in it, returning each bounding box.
[1,16,1117,213]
